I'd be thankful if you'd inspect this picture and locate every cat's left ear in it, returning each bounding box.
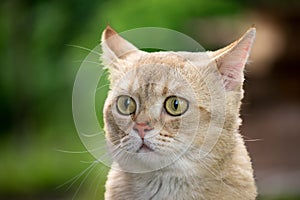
[210,28,256,91]
[101,26,139,67]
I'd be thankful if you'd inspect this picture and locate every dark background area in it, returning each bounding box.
[0,0,300,199]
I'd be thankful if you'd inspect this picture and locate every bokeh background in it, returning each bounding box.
[1,0,300,199]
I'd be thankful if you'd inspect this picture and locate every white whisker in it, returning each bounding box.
[244,138,263,142]
[72,60,102,66]
[54,148,90,154]
[80,131,104,138]
[67,44,101,56]
[56,161,97,191]
[72,162,98,200]
[96,84,110,91]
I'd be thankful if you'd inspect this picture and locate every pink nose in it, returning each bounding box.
[133,122,153,139]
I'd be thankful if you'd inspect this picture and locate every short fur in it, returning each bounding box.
[101,26,257,200]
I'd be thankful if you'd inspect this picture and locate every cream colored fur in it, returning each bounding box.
[101,26,257,200]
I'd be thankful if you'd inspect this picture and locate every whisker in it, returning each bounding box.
[72,162,99,200]
[80,160,100,164]
[96,84,110,91]
[243,135,263,142]
[93,165,109,200]
[72,60,102,66]
[80,131,105,138]
[55,145,107,154]
[67,44,101,56]
[90,169,105,200]
[54,148,90,154]
[56,161,97,191]
[98,69,109,78]
[244,138,263,142]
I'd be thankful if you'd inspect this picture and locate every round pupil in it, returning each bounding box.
[173,99,179,110]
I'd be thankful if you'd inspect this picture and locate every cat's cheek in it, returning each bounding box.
[165,118,182,130]
[110,104,135,132]
[104,104,128,145]
[104,105,119,143]
[120,136,142,153]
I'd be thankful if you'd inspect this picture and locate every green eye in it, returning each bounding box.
[164,96,189,116]
[116,95,136,115]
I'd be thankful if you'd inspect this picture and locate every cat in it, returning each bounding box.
[101,26,257,200]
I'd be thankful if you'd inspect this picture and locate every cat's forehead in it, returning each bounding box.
[112,51,211,101]
[136,52,187,67]
[115,67,196,101]
[135,51,211,67]
[117,68,189,96]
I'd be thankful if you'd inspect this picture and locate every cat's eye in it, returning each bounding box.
[116,95,136,115]
[164,96,189,116]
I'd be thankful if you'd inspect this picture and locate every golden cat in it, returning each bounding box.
[101,26,257,200]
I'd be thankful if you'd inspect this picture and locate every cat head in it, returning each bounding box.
[101,26,255,172]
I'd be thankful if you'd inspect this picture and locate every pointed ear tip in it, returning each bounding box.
[105,25,114,32]
[246,27,256,38]
[102,25,117,41]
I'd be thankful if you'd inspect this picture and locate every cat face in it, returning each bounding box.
[103,55,208,171]
[101,26,255,172]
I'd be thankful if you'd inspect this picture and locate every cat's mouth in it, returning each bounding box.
[137,143,154,153]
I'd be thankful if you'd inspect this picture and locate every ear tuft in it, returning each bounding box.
[211,28,256,91]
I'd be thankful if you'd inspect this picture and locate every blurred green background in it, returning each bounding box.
[1,0,300,199]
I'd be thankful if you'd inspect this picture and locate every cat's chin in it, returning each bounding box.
[112,150,177,173]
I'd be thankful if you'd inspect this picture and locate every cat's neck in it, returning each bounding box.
[106,133,256,200]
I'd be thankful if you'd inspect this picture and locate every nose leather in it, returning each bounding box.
[133,122,153,139]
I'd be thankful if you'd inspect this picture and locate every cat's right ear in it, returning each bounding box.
[209,28,256,91]
[101,26,139,68]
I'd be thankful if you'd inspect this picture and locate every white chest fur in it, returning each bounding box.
[105,166,207,200]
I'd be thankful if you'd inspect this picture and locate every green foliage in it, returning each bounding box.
[2,0,295,199]
[97,0,240,31]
